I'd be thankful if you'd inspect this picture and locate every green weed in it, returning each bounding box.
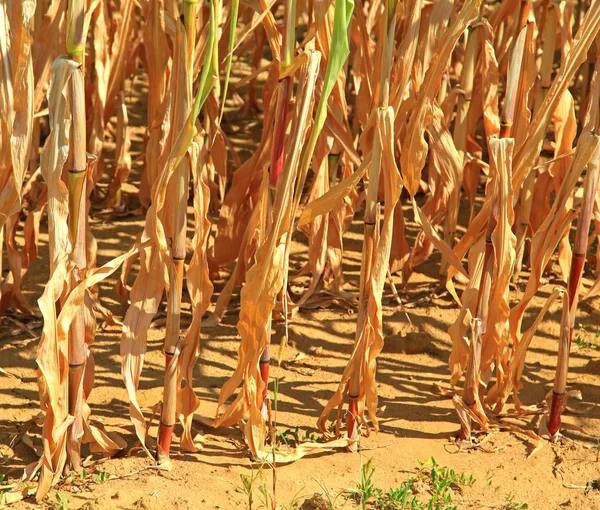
[340,456,476,509]
[95,471,111,483]
[573,323,600,350]
[501,493,528,510]
[54,492,70,510]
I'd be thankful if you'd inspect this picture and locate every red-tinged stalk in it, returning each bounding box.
[345,0,396,441]
[562,150,599,404]
[347,394,359,440]
[157,1,197,463]
[66,0,88,470]
[547,292,571,438]
[460,22,530,439]
[547,142,600,437]
[260,0,296,410]
[565,129,600,334]
[268,0,296,189]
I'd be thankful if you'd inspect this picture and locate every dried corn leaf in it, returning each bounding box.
[140,0,170,206]
[254,437,355,463]
[428,104,462,255]
[298,155,370,228]
[207,168,270,325]
[448,240,484,385]
[550,91,577,281]
[32,0,65,113]
[512,5,600,190]
[480,26,500,141]
[104,91,132,207]
[104,0,136,122]
[456,318,488,442]
[87,0,109,178]
[412,200,468,278]
[510,132,600,339]
[450,7,600,271]
[0,0,34,231]
[212,86,277,268]
[400,0,481,196]
[294,138,332,308]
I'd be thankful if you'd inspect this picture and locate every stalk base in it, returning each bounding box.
[547,391,564,438]
[347,395,359,440]
[260,359,269,403]
[156,423,174,464]
[67,362,85,470]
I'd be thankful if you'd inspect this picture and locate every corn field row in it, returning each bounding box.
[1,0,600,503]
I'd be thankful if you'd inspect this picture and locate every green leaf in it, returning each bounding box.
[311,0,354,139]
[219,0,240,123]
[292,0,355,206]
[190,0,219,124]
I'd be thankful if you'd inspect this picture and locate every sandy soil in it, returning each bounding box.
[1,69,600,510]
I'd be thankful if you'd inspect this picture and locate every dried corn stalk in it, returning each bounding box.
[318,107,401,438]
[35,54,135,499]
[214,52,324,459]
[120,0,218,453]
